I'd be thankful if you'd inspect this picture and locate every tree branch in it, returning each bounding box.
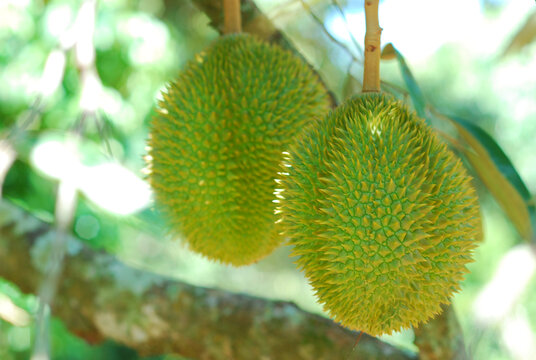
[414,304,468,360]
[0,201,415,359]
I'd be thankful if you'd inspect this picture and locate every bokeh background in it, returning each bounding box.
[1,0,535,359]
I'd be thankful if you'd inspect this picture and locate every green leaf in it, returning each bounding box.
[385,43,426,119]
[380,43,396,60]
[445,115,533,242]
[501,11,536,59]
[450,116,531,201]
[342,73,362,100]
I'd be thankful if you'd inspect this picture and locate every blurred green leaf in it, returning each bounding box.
[446,115,533,241]
[386,42,534,242]
[450,116,532,201]
[501,10,536,58]
[341,72,361,100]
[386,43,426,119]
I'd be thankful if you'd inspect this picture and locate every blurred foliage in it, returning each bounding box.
[1,0,536,359]
[380,43,533,242]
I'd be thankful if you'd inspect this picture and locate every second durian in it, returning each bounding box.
[281,93,481,335]
[147,34,330,266]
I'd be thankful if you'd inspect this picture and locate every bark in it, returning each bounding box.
[414,304,468,360]
[0,200,415,359]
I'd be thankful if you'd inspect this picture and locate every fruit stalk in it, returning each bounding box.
[224,0,242,34]
[362,0,382,93]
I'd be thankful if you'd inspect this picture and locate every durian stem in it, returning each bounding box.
[224,0,242,34]
[362,0,382,93]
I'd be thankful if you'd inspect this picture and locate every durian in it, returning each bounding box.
[147,34,330,266]
[281,93,481,335]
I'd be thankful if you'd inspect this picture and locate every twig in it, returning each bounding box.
[31,147,78,360]
[2,97,43,142]
[298,0,363,64]
[31,1,98,358]
[94,112,114,158]
[224,0,242,34]
[362,0,381,92]
[331,0,364,56]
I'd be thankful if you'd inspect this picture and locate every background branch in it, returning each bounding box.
[414,304,468,360]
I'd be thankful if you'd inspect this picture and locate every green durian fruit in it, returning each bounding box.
[281,93,481,335]
[147,34,330,266]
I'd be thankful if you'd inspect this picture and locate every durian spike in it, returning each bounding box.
[362,0,382,93]
[224,0,242,34]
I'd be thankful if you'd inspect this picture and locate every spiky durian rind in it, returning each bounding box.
[147,34,331,266]
[280,93,481,335]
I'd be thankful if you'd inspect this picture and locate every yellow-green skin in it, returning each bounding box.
[281,93,481,335]
[148,34,330,266]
